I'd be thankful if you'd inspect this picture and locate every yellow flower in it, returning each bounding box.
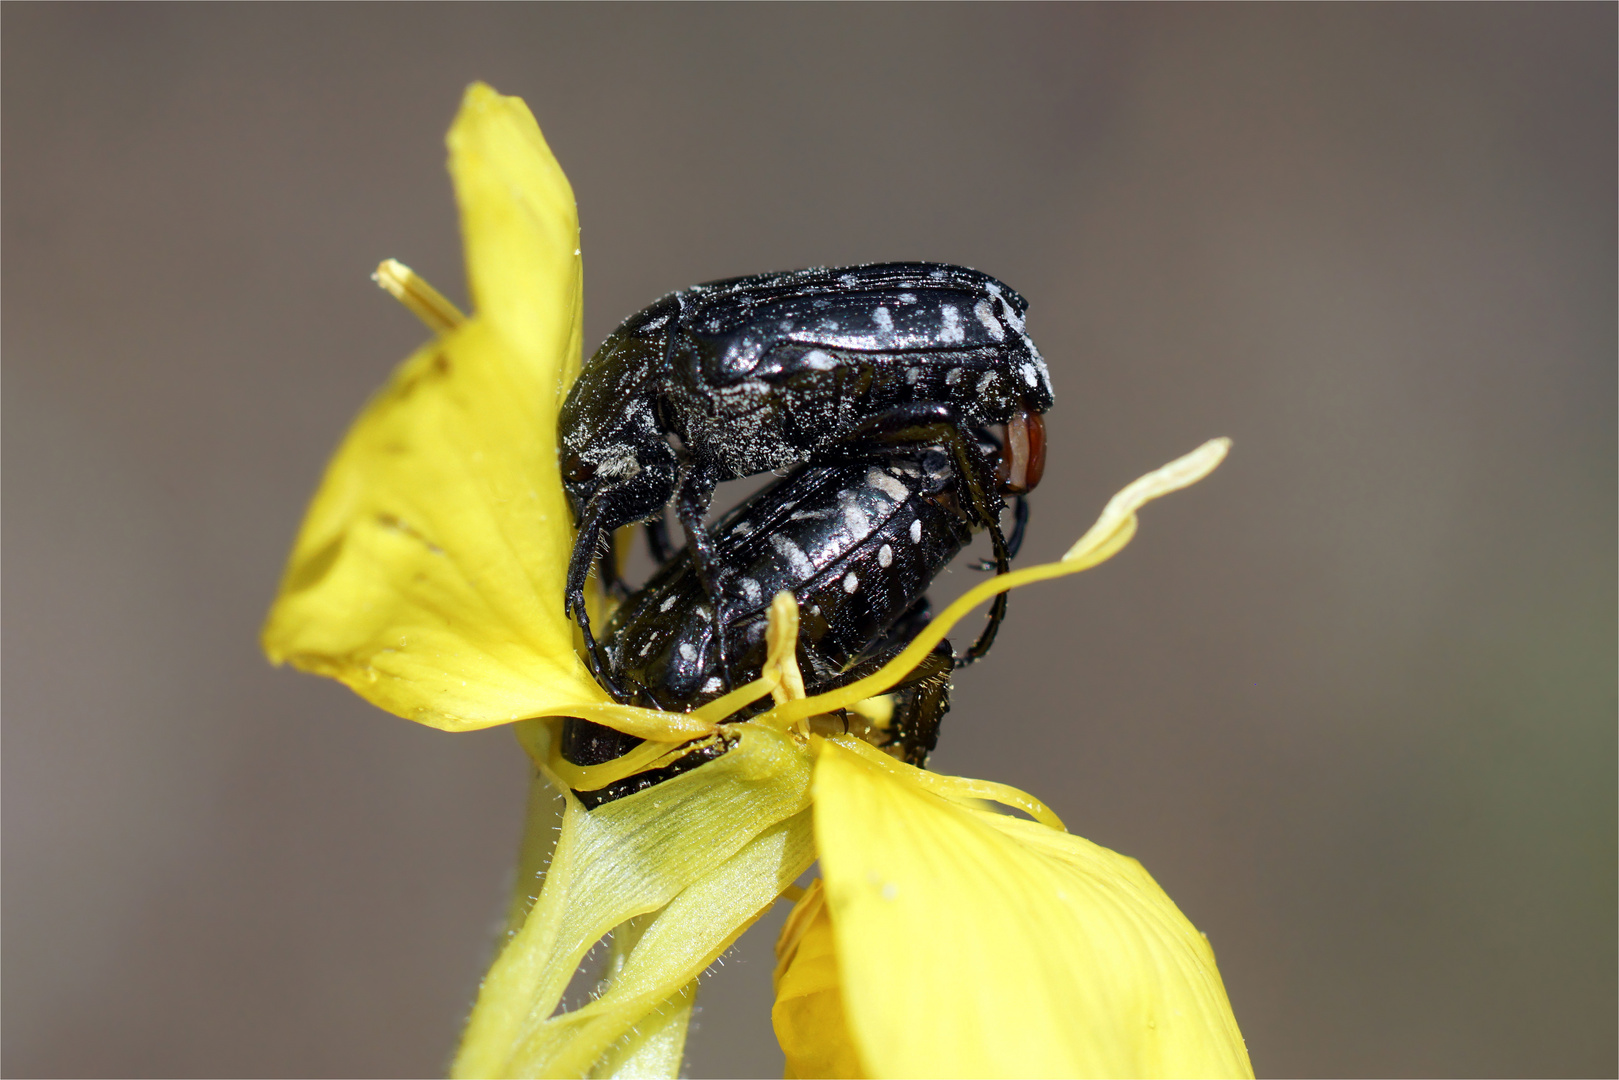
[263,83,1252,1079]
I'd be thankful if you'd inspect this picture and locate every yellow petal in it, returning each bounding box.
[262,84,598,729]
[261,319,602,729]
[773,879,866,1080]
[449,82,585,390]
[812,737,1252,1079]
[454,724,817,1078]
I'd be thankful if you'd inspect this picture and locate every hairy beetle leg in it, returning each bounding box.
[809,637,956,766]
[565,500,631,701]
[884,639,955,766]
[594,529,635,602]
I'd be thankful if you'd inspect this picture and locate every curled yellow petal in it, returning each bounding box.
[812,736,1252,1079]
[1061,436,1231,564]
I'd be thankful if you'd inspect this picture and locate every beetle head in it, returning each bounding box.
[560,302,683,528]
[559,427,677,533]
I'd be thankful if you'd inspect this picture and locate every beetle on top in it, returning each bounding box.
[558,262,1052,689]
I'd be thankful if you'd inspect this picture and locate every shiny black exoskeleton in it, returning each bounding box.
[562,433,1012,807]
[559,263,1051,694]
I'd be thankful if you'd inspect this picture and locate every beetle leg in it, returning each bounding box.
[815,638,954,768]
[887,640,955,766]
[1008,493,1029,558]
[674,457,735,688]
[956,513,1010,666]
[972,493,1028,570]
[565,500,630,701]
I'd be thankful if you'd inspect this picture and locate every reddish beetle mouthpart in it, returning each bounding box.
[996,406,1046,494]
[1022,409,1046,491]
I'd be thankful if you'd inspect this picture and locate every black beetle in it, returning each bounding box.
[561,430,1015,807]
[559,262,1051,694]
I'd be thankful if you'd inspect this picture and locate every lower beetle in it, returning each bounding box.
[559,263,1051,693]
[561,428,1018,807]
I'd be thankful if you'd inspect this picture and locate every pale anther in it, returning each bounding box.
[373,258,466,336]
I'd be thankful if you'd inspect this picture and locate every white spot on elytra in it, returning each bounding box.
[977,371,997,397]
[975,298,1005,340]
[1022,362,1039,387]
[986,281,1026,332]
[734,520,754,537]
[872,306,893,333]
[809,604,821,617]
[909,518,922,543]
[737,577,762,604]
[898,292,917,303]
[678,643,696,662]
[802,349,836,371]
[940,304,965,344]
[843,572,859,593]
[703,676,724,693]
[659,593,678,612]
[945,367,964,386]
[878,543,893,568]
[770,533,815,578]
[838,491,870,536]
[905,366,922,384]
[866,467,909,503]
[1027,347,1050,387]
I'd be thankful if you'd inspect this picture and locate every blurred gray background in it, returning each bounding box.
[4,5,1614,1077]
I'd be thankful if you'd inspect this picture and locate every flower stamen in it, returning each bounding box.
[764,591,808,707]
[373,258,466,335]
[763,438,1232,730]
